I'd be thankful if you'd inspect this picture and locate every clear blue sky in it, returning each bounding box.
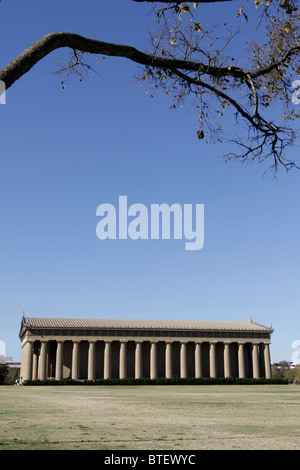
[0,0,299,364]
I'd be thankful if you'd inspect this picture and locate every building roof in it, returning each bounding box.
[20,315,273,337]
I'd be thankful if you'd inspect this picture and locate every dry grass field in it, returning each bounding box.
[0,384,299,450]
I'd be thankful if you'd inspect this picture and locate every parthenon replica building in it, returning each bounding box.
[19,315,273,381]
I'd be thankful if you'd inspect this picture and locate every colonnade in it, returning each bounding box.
[20,337,272,381]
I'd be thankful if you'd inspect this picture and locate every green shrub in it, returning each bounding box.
[22,376,287,386]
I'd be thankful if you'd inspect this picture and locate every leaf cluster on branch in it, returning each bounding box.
[137,0,300,172]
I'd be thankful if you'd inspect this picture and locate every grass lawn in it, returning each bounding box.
[0,384,299,450]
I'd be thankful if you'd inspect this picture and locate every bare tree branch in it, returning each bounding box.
[0,0,298,174]
[1,31,299,91]
[166,67,297,172]
[132,0,231,3]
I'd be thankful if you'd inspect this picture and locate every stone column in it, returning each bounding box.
[180,341,187,378]
[150,341,158,379]
[38,340,47,380]
[238,342,246,378]
[264,343,272,379]
[88,340,96,381]
[119,340,127,379]
[195,342,203,378]
[224,341,231,378]
[104,341,112,379]
[165,342,173,379]
[135,341,143,379]
[209,341,217,378]
[32,347,38,380]
[252,343,260,379]
[71,341,80,380]
[21,340,33,381]
[55,341,64,380]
